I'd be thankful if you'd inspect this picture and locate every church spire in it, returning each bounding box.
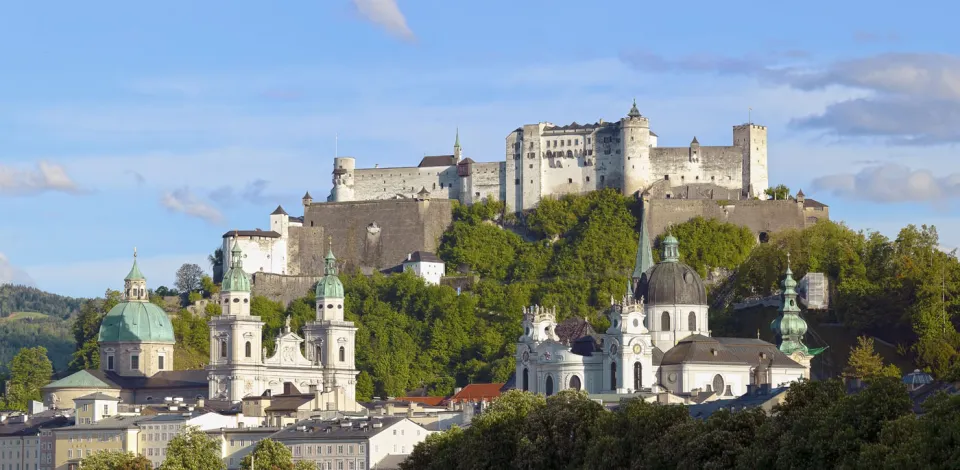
[221,231,251,293]
[454,128,462,162]
[632,196,654,281]
[771,253,814,355]
[324,237,338,276]
[125,248,145,281]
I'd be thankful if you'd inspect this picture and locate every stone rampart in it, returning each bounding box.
[646,199,822,240]
[252,272,323,307]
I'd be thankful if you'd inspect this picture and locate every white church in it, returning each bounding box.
[208,239,362,410]
[515,200,817,398]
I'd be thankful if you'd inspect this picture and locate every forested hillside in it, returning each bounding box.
[0,285,81,374]
[0,284,84,319]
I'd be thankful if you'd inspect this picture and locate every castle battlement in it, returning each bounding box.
[327,100,769,211]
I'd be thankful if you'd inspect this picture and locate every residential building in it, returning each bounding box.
[400,252,445,286]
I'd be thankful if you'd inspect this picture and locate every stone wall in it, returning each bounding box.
[646,199,824,240]
[297,198,455,275]
[352,166,462,201]
[251,272,324,307]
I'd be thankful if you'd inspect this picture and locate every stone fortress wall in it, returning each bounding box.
[329,101,769,212]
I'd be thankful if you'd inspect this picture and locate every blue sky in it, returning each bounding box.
[2,0,960,297]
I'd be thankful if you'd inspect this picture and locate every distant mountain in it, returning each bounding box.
[0,284,83,374]
[0,284,85,320]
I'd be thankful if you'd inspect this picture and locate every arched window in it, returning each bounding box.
[661,312,671,331]
[610,362,618,390]
[522,368,529,391]
[688,312,697,331]
[245,342,252,358]
[634,362,642,390]
[545,376,554,396]
[220,340,227,358]
[566,150,573,158]
[339,346,345,362]
[569,375,581,391]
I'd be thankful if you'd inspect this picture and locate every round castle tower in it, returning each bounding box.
[331,157,355,202]
[621,99,652,198]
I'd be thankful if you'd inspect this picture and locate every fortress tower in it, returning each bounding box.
[733,124,769,198]
[620,99,652,198]
[331,157,356,202]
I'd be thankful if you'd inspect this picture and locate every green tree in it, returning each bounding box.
[79,450,152,470]
[653,216,755,277]
[293,461,317,470]
[240,439,294,470]
[355,371,374,401]
[764,184,791,200]
[68,289,121,372]
[4,346,53,410]
[200,275,219,298]
[846,336,902,380]
[161,426,225,470]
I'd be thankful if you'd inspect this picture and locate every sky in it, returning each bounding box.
[2,0,960,298]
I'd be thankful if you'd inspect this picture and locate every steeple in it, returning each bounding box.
[125,248,145,281]
[324,238,338,276]
[123,248,148,302]
[454,128,462,162]
[628,98,641,118]
[221,234,251,294]
[771,253,813,355]
[632,197,654,281]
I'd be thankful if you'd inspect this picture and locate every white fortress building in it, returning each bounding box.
[327,101,769,211]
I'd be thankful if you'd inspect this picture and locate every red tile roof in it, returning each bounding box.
[396,396,447,407]
[451,383,505,403]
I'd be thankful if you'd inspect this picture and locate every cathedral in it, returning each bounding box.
[515,198,822,398]
[43,243,362,412]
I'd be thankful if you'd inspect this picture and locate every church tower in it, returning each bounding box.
[771,255,824,379]
[454,128,462,162]
[303,243,359,404]
[605,286,654,393]
[207,238,265,402]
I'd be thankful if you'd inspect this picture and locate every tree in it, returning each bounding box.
[240,439,294,470]
[764,184,791,200]
[161,426,225,470]
[175,264,205,293]
[293,461,317,470]
[846,336,901,380]
[154,286,179,297]
[68,289,121,372]
[79,450,152,470]
[4,346,53,410]
[208,247,223,270]
[200,276,219,298]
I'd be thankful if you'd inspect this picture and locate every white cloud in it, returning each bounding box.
[0,161,81,196]
[810,163,960,204]
[24,253,209,298]
[352,0,414,41]
[161,187,224,224]
[0,253,35,287]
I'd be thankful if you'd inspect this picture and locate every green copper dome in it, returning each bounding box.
[315,247,344,299]
[98,301,175,343]
[221,240,251,292]
[771,254,819,356]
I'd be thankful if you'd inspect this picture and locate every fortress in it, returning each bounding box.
[328,100,769,210]
[224,102,827,305]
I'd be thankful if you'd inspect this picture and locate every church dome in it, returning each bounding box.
[636,235,707,306]
[98,302,175,343]
[315,246,344,298]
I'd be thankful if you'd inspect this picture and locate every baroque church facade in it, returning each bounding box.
[43,244,361,412]
[207,240,360,410]
[515,198,820,398]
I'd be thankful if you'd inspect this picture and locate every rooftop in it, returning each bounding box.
[403,251,443,264]
[268,417,406,441]
[451,383,504,403]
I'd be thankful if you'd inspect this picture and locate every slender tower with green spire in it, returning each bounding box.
[632,194,655,290]
[771,254,825,377]
[454,127,462,162]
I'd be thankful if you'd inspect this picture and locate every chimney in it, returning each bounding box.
[407,253,412,261]
[196,398,205,408]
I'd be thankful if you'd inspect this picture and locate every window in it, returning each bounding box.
[245,342,252,358]
[545,375,554,396]
[131,355,140,370]
[569,375,581,391]
[661,312,670,330]
[221,340,227,358]
[634,362,642,390]
[522,368,529,391]
[103,404,108,415]
[568,178,573,184]
[610,362,617,390]
[586,176,590,182]
[107,356,114,371]
[158,355,165,370]
[515,178,520,185]
[688,312,697,331]
[339,346,345,362]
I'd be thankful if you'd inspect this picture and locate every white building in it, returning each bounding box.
[516,198,809,399]
[208,240,361,410]
[221,205,303,276]
[401,252,445,286]
[271,417,431,470]
[139,412,239,468]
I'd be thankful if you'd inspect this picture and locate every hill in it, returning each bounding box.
[0,285,82,374]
